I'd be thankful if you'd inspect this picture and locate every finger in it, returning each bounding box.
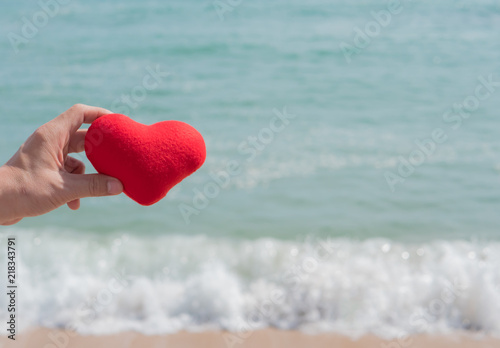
[65,173,123,199]
[1,218,23,226]
[65,156,85,210]
[54,104,112,136]
[68,130,88,154]
[64,156,86,174]
[67,200,80,210]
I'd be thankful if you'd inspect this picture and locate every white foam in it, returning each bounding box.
[1,230,499,337]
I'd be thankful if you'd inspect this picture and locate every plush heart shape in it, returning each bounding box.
[85,114,206,206]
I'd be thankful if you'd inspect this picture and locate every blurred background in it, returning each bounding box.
[1,0,500,338]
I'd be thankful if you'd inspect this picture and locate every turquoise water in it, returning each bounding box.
[1,0,500,337]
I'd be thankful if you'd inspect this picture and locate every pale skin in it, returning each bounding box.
[0,104,123,226]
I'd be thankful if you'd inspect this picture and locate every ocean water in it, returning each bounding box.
[1,0,500,338]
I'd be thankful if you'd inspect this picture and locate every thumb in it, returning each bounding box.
[67,173,123,199]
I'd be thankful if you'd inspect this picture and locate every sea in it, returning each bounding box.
[1,0,500,338]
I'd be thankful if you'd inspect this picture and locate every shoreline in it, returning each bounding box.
[1,329,499,348]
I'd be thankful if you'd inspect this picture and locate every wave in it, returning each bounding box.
[0,229,499,337]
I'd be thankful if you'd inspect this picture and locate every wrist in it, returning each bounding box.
[0,165,24,225]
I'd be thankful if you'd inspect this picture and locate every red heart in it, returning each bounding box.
[85,114,206,206]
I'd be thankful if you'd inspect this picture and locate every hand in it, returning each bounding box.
[0,104,123,226]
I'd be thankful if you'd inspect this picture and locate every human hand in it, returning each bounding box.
[0,104,123,226]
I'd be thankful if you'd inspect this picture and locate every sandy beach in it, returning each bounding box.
[1,329,499,348]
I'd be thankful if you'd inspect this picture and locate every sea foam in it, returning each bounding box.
[0,229,499,338]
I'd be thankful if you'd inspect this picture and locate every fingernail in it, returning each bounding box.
[107,180,123,195]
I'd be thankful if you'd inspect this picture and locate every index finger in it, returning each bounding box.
[54,104,112,135]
